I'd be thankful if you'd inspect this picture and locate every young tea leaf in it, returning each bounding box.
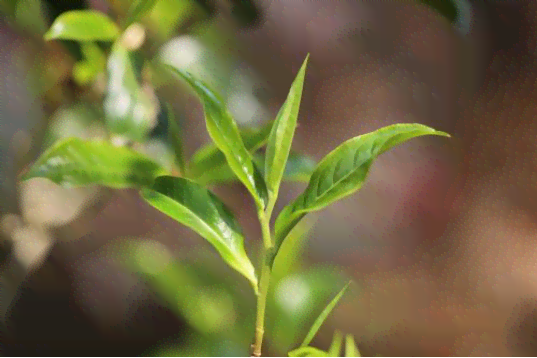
[264,55,309,210]
[104,43,156,142]
[345,335,361,357]
[254,151,316,184]
[189,120,274,179]
[164,102,186,175]
[44,10,120,42]
[300,281,350,348]
[288,346,329,357]
[274,123,450,257]
[140,176,258,292]
[166,65,268,209]
[123,0,158,28]
[328,330,344,357]
[20,137,167,188]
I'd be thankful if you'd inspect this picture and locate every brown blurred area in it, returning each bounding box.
[3,0,537,356]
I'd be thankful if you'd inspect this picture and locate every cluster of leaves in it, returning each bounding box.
[22,2,450,356]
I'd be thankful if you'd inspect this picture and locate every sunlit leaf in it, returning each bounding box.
[274,123,450,256]
[104,43,156,142]
[328,330,344,357]
[164,102,186,175]
[300,281,351,348]
[44,10,120,41]
[345,335,361,357]
[189,120,274,179]
[166,65,267,209]
[123,0,158,28]
[140,176,258,292]
[265,54,308,211]
[21,137,167,188]
[289,346,329,357]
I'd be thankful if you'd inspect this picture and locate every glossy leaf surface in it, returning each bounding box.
[274,123,450,255]
[140,176,257,292]
[104,43,155,142]
[301,281,350,348]
[265,55,308,207]
[166,65,267,209]
[21,137,167,188]
[345,335,361,357]
[44,10,120,41]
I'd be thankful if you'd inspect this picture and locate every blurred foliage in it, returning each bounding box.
[1,0,355,355]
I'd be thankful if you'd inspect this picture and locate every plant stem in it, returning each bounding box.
[252,211,273,357]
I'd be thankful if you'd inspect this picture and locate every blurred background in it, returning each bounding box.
[2,0,537,356]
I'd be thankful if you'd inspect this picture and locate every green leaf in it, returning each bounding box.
[140,176,258,293]
[289,346,329,357]
[104,43,156,142]
[345,335,361,357]
[73,42,106,86]
[166,65,268,209]
[301,281,350,348]
[254,151,316,184]
[189,120,274,179]
[328,330,344,357]
[265,55,309,210]
[21,137,167,188]
[123,0,158,28]
[274,123,450,256]
[165,103,186,175]
[44,10,120,42]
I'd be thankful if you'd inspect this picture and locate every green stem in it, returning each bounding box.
[252,211,273,357]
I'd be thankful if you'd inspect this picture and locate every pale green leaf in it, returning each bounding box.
[289,346,329,357]
[123,0,158,28]
[328,330,344,357]
[345,335,361,357]
[265,55,309,210]
[301,281,351,348]
[274,123,450,255]
[44,10,120,41]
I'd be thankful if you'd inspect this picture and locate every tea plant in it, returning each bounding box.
[22,3,450,356]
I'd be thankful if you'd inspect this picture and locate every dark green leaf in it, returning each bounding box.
[345,335,361,357]
[123,0,158,28]
[165,103,186,175]
[104,43,155,142]
[265,54,309,210]
[274,123,450,256]
[166,65,268,209]
[21,137,167,188]
[328,330,344,357]
[289,347,329,357]
[189,120,274,179]
[301,281,351,348]
[44,10,120,41]
[140,176,258,292]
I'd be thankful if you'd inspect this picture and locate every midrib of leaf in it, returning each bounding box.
[147,189,241,255]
